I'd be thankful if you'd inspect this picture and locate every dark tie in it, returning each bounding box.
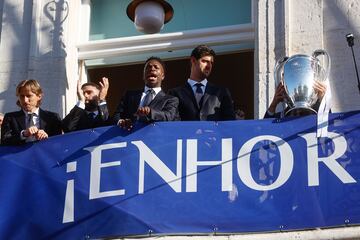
[195,83,203,94]
[142,89,155,107]
[194,83,204,106]
[28,113,35,127]
[26,113,36,142]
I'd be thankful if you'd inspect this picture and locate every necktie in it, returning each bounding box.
[142,89,155,107]
[28,113,35,127]
[194,83,204,106]
[26,113,36,142]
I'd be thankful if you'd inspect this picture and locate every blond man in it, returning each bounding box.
[1,79,62,145]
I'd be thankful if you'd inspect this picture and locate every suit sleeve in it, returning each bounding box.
[263,108,286,119]
[149,96,179,122]
[1,113,25,145]
[112,93,128,124]
[264,110,275,119]
[62,106,84,133]
[221,88,236,120]
[49,112,63,136]
[98,104,109,122]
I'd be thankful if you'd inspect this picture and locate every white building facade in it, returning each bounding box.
[0,0,360,239]
[0,0,359,118]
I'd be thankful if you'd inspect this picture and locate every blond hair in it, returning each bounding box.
[16,79,43,107]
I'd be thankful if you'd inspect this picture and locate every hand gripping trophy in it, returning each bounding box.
[274,49,331,117]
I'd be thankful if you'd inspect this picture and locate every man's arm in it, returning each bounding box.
[49,112,63,136]
[98,104,109,122]
[148,96,179,121]
[62,106,85,133]
[220,87,236,120]
[264,82,286,118]
[112,91,135,124]
[112,93,134,131]
[1,113,24,145]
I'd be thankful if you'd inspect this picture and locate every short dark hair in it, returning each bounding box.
[145,56,166,74]
[81,82,100,90]
[190,45,216,60]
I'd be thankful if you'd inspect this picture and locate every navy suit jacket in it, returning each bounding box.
[112,89,179,124]
[1,109,62,145]
[62,104,110,133]
[168,82,235,121]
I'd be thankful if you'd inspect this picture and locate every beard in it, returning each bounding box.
[85,99,98,112]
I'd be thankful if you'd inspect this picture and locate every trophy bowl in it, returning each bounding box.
[274,50,331,116]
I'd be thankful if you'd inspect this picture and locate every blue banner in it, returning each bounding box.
[1,111,360,239]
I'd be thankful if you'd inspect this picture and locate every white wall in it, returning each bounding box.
[256,0,360,117]
[0,0,80,117]
[323,0,360,112]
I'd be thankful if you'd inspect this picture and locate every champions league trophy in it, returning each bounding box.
[274,49,331,116]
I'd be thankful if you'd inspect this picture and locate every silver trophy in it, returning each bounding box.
[274,49,331,116]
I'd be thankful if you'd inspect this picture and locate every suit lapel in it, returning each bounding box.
[16,110,26,131]
[184,83,200,110]
[39,108,46,129]
[149,90,165,106]
[129,90,142,117]
[133,90,142,108]
[201,82,214,108]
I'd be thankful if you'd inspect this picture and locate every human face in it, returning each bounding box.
[0,115,3,126]
[191,55,214,81]
[18,87,42,113]
[82,85,100,103]
[143,59,165,88]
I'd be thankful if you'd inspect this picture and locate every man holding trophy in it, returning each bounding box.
[264,49,331,118]
[264,80,328,118]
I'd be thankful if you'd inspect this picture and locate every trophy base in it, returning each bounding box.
[285,107,317,117]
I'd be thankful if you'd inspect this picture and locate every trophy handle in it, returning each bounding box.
[312,49,331,80]
[273,57,293,108]
[274,56,289,86]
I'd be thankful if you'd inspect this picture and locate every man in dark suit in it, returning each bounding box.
[168,45,235,121]
[1,79,62,145]
[113,56,178,130]
[62,77,110,132]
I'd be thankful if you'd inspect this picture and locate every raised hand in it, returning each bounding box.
[313,80,327,99]
[99,77,109,101]
[268,82,286,113]
[77,79,85,102]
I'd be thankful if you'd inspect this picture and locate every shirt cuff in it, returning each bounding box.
[99,100,107,106]
[76,101,85,109]
[266,110,275,116]
[20,130,27,140]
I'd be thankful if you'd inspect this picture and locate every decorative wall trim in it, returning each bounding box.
[77,24,255,60]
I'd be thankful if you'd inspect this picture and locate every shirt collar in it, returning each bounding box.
[144,86,161,95]
[187,78,208,87]
[86,110,99,116]
[23,108,40,116]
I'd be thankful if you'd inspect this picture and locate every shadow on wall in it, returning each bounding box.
[0,0,69,116]
[39,0,69,114]
[325,1,360,111]
[0,1,33,112]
